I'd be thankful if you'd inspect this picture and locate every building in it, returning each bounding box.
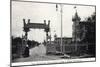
[72,11,81,42]
[78,21,95,43]
[46,36,73,54]
[72,10,96,55]
[54,37,72,53]
[72,10,95,43]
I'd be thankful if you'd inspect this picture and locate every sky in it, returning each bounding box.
[11,1,95,42]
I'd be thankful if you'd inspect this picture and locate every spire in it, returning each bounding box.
[72,6,81,22]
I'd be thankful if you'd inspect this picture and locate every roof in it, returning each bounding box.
[55,37,72,40]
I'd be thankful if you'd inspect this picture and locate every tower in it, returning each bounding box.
[72,7,81,43]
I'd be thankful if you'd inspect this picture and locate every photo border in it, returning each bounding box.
[10,0,96,66]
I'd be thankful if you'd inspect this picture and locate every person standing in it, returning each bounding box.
[23,45,30,57]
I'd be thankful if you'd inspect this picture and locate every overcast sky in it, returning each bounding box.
[11,1,95,42]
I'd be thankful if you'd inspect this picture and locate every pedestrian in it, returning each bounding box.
[23,45,30,57]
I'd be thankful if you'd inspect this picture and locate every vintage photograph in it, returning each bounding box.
[11,0,96,66]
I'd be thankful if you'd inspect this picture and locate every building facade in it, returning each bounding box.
[72,10,96,55]
[54,37,72,53]
[46,36,72,54]
[72,11,95,44]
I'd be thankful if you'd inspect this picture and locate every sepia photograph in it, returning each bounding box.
[11,0,96,66]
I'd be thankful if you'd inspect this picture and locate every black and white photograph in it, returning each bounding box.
[11,0,96,66]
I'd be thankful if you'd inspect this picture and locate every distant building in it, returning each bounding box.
[72,10,96,55]
[72,11,81,42]
[46,36,72,54]
[55,37,72,45]
[78,21,95,43]
[72,11,95,44]
[54,37,72,53]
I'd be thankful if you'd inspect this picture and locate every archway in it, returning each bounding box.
[22,19,51,56]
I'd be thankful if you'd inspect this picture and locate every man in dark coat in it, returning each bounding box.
[23,45,30,57]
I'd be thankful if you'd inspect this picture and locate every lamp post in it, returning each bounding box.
[56,4,63,53]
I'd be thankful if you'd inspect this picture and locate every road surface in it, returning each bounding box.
[13,44,61,62]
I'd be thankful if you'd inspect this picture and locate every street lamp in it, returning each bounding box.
[56,4,63,54]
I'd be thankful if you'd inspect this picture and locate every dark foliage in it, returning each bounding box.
[11,36,39,54]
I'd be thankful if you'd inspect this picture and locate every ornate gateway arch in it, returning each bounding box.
[22,19,51,55]
[23,18,50,43]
